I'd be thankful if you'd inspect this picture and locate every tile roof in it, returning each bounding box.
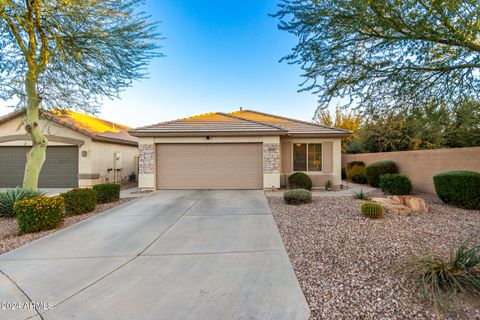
[0,109,138,145]
[131,109,352,137]
[132,112,287,136]
[230,110,352,136]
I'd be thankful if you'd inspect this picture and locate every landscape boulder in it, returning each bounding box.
[388,196,428,213]
[371,197,412,216]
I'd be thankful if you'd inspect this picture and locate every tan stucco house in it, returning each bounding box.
[130,109,351,190]
[0,109,138,188]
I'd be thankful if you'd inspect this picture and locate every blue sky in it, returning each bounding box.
[0,0,323,128]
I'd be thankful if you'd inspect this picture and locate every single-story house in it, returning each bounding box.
[0,109,138,188]
[130,109,351,190]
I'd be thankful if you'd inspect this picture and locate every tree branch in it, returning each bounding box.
[0,5,28,55]
[33,0,49,74]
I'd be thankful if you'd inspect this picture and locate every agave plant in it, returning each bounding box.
[405,240,480,312]
[353,189,369,200]
[0,187,46,217]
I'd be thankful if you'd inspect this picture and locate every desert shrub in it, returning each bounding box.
[404,240,480,312]
[288,172,312,190]
[433,171,480,209]
[365,160,398,187]
[325,180,333,190]
[14,196,64,234]
[93,183,121,204]
[341,167,347,180]
[347,165,367,184]
[346,160,365,169]
[61,188,97,216]
[0,188,45,217]
[353,189,369,200]
[283,189,312,205]
[379,174,413,195]
[360,201,384,219]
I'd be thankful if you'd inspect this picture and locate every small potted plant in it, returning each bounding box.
[325,180,333,191]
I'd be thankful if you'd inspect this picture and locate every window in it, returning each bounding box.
[293,143,307,171]
[308,144,322,171]
[293,143,322,171]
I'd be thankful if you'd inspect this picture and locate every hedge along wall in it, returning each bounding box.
[342,147,480,194]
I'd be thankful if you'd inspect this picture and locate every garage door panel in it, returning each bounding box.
[0,146,78,188]
[156,143,262,190]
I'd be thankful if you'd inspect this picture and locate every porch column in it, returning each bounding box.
[262,136,281,189]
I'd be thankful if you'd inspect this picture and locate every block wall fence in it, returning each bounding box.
[342,147,480,194]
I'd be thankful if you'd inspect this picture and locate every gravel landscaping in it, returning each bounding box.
[0,198,134,255]
[268,193,480,319]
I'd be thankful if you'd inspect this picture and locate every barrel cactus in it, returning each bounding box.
[360,201,384,219]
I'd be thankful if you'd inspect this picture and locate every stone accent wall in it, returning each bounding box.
[263,143,280,174]
[139,144,154,174]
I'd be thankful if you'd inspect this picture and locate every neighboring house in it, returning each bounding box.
[0,109,138,188]
[130,109,351,190]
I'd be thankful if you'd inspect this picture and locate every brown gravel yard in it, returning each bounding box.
[268,194,480,319]
[0,198,134,255]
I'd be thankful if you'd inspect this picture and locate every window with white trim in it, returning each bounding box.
[293,143,322,171]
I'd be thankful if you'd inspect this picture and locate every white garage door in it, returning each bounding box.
[156,143,263,189]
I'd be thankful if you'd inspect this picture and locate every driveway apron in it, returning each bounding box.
[0,190,310,320]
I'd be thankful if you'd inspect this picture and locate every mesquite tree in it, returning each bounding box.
[274,0,480,117]
[0,0,160,190]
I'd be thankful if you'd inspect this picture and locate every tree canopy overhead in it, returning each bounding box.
[0,0,162,112]
[274,0,480,116]
[0,0,161,189]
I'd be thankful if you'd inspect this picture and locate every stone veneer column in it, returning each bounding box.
[139,144,154,174]
[263,143,280,174]
[138,143,155,189]
[263,142,281,189]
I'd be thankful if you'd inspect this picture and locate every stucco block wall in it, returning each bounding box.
[280,138,342,188]
[342,147,480,194]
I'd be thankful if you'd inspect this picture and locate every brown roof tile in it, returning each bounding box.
[230,110,352,136]
[131,109,352,137]
[132,112,287,136]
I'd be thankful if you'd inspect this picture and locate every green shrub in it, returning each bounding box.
[347,165,367,184]
[0,188,45,217]
[341,167,347,180]
[405,240,480,312]
[347,160,365,169]
[14,196,64,234]
[93,183,121,204]
[61,188,97,216]
[284,189,312,205]
[288,172,312,190]
[325,180,333,190]
[379,174,413,195]
[365,160,398,187]
[433,171,480,209]
[353,189,369,200]
[360,201,384,219]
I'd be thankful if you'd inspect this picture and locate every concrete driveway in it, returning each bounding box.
[0,190,310,320]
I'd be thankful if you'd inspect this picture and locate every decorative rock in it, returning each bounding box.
[371,198,412,216]
[388,196,428,213]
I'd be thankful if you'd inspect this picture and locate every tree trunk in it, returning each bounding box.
[22,70,48,190]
